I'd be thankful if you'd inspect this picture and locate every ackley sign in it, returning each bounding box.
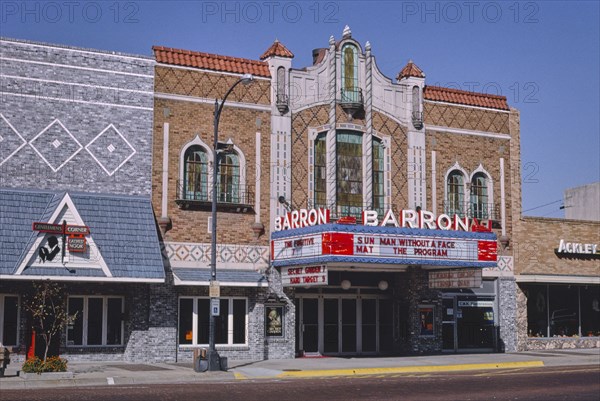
[271,208,497,268]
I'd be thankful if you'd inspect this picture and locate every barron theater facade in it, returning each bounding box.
[262,26,521,356]
[1,26,531,363]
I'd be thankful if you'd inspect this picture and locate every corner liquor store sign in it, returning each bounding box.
[272,208,497,267]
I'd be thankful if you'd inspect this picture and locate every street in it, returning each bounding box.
[1,365,598,401]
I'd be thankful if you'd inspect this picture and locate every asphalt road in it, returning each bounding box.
[1,365,598,401]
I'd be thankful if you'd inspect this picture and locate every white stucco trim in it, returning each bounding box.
[425,124,511,140]
[0,275,164,283]
[516,275,600,285]
[154,92,271,112]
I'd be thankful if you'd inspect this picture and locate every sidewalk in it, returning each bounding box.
[1,348,598,390]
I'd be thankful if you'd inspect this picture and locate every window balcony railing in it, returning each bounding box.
[339,87,364,116]
[443,201,501,222]
[175,180,255,213]
[276,93,289,114]
[412,111,423,129]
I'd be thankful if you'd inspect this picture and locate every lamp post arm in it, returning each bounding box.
[213,77,246,143]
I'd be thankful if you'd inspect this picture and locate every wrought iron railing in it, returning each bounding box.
[340,87,363,107]
[412,111,423,129]
[276,93,289,114]
[443,201,501,221]
[175,180,254,210]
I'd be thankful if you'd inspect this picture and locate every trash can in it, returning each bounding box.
[193,348,208,372]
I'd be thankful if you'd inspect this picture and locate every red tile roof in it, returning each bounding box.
[424,85,509,111]
[260,40,294,60]
[153,46,270,78]
[397,60,425,79]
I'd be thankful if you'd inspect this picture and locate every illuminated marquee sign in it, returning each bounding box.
[274,208,492,233]
[281,265,328,287]
[272,231,497,265]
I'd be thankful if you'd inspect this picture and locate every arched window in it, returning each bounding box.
[314,133,327,208]
[412,86,420,115]
[218,153,240,203]
[446,170,465,216]
[372,138,385,215]
[337,130,362,217]
[276,66,286,102]
[341,44,359,103]
[471,172,489,219]
[184,146,208,201]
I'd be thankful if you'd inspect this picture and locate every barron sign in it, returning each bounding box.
[274,208,492,233]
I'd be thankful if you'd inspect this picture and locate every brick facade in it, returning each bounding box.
[514,217,599,276]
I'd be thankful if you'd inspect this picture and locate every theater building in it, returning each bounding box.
[0,38,167,362]
[515,198,599,350]
[147,25,522,359]
[264,26,521,356]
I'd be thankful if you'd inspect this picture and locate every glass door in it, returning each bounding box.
[324,298,339,353]
[442,297,456,351]
[362,298,377,353]
[341,299,357,353]
[301,298,319,353]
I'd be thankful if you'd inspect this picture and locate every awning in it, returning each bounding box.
[172,268,268,287]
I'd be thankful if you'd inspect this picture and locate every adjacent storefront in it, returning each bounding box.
[515,217,600,350]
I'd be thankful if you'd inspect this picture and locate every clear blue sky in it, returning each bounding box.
[2,1,598,217]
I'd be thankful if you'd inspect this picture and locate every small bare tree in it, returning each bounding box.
[23,281,77,362]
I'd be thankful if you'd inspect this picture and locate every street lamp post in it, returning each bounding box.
[207,73,254,371]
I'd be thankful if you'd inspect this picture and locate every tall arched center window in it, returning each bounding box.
[372,138,385,216]
[337,130,362,217]
[184,146,208,201]
[276,66,286,102]
[341,44,359,103]
[218,153,240,203]
[314,133,327,209]
[471,173,489,219]
[446,170,465,216]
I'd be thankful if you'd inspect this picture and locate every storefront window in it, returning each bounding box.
[525,285,548,337]
[179,297,247,346]
[0,295,19,346]
[580,286,600,337]
[179,299,193,345]
[67,296,124,346]
[524,284,599,338]
[549,286,579,337]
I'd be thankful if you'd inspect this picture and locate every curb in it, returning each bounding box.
[275,361,545,378]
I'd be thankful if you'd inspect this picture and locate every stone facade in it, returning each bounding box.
[0,38,164,363]
[0,38,155,196]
